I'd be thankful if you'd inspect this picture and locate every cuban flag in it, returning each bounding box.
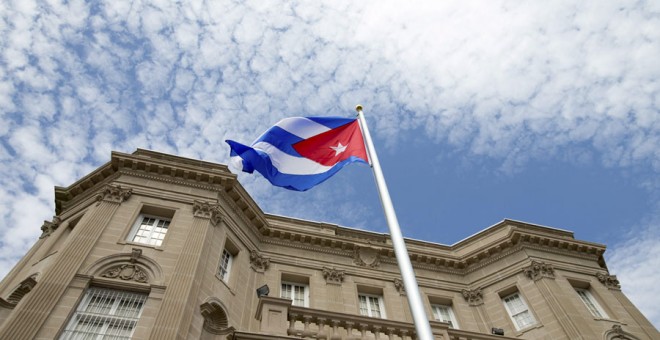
[226,117,369,191]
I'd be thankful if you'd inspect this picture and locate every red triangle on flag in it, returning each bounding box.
[293,120,368,166]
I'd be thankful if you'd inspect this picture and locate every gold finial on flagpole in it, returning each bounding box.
[355,104,363,112]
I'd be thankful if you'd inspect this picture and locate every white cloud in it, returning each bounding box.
[0,1,658,325]
[607,209,660,328]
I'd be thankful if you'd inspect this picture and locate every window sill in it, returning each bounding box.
[594,318,623,324]
[215,274,236,295]
[118,241,164,251]
[515,323,543,336]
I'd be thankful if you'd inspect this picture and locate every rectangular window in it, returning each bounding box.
[129,214,170,246]
[502,292,536,330]
[431,304,459,329]
[218,249,233,282]
[575,288,608,318]
[358,294,386,318]
[281,282,309,307]
[60,287,147,340]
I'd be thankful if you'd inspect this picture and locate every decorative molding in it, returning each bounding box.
[95,184,132,204]
[200,301,234,335]
[353,246,381,268]
[606,324,638,340]
[263,238,353,257]
[131,248,142,263]
[522,260,555,281]
[322,267,345,285]
[218,189,266,234]
[462,288,484,306]
[193,200,222,226]
[39,216,61,239]
[393,278,405,295]
[249,250,270,273]
[101,264,149,283]
[1,275,38,308]
[597,272,621,290]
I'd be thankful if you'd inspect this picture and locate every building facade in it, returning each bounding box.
[0,149,656,340]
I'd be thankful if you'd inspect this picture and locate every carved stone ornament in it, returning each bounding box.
[1,275,38,307]
[200,301,234,335]
[462,288,484,306]
[322,267,345,285]
[249,250,270,273]
[131,248,142,263]
[607,324,637,340]
[39,216,61,239]
[96,184,132,204]
[522,260,555,281]
[193,200,223,225]
[101,264,148,283]
[353,246,381,268]
[394,278,405,295]
[597,272,621,290]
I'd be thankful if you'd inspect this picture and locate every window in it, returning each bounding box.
[218,249,233,282]
[129,214,170,246]
[432,304,459,328]
[358,294,386,318]
[502,292,536,330]
[60,287,147,340]
[575,288,608,318]
[281,282,309,307]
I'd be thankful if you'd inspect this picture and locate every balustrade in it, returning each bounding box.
[249,297,518,340]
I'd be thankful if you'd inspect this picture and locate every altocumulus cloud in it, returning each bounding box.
[0,0,658,325]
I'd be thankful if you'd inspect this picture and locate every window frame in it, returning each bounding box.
[575,288,608,318]
[217,249,233,283]
[60,287,148,340]
[431,304,459,329]
[280,281,309,307]
[127,214,171,247]
[358,293,387,319]
[501,292,537,331]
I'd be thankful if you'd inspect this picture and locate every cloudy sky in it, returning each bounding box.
[1,0,658,328]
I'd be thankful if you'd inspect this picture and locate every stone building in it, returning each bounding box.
[0,149,656,340]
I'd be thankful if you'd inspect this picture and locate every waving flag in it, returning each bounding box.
[226,117,368,191]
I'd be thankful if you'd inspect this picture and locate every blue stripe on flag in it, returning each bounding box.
[306,117,355,129]
[253,126,304,156]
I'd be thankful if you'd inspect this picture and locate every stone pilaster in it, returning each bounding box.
[149,201,221,340]
[461,288,491,333]
[522,260,584,339]
[322,267,345,285]
[0,185,131,340]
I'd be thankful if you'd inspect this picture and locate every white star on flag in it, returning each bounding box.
[330,142,347,156]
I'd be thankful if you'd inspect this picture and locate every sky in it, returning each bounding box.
[0,0,658,328]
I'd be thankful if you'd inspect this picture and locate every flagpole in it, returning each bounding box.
[355,105,434,340]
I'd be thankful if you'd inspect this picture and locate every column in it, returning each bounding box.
[0,184,132,340]
[149,201,221,340]
[522,260,584,339]
[461,287,491,333]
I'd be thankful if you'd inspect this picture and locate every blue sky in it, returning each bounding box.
[0,0,658,328]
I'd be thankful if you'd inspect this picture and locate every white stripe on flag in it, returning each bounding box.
[252,141,331,175]
[275,117,330,139]
[229,155,244,171]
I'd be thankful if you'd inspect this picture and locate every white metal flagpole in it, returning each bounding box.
[355,105,435,340]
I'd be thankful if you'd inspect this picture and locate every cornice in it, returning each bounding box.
[55,150,237,214]
[53,151,271,245]
[260,221,606,276]
[262,238,352,257]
